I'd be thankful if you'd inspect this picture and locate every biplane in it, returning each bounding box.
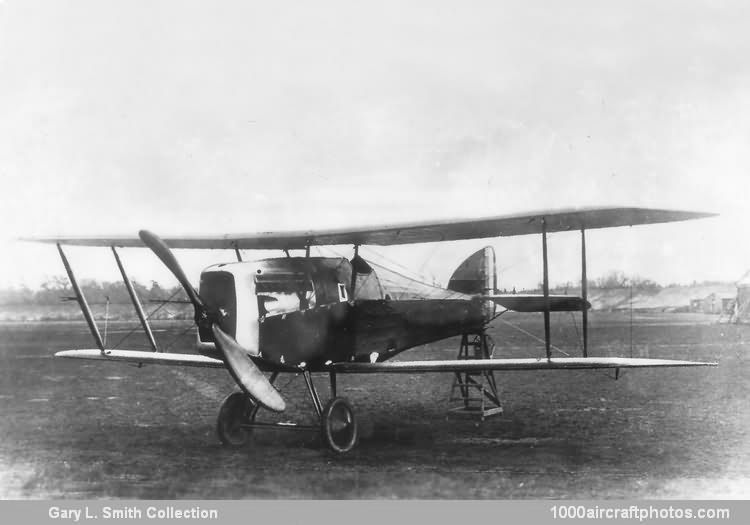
[29,207,717,453]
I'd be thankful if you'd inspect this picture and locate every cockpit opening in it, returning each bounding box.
[256,273,316,317]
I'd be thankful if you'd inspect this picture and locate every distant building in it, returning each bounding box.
[721,296,736,315]
[733,271,750,323]
[690,292,736,314]
[623,284,734,313]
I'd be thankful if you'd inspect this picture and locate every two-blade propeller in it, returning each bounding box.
[138,230,285,412]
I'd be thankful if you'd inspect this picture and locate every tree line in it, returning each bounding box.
[0,277,187,306]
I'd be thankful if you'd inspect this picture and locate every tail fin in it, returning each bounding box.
[448,246,497,295]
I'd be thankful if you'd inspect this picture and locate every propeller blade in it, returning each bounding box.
[138,230,204,309]
[139,229,281,410]
[139,229,282,411]
[212,324,286,412]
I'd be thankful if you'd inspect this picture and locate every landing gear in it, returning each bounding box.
[216,371,359,453]
[321,397,358,453]
[216,392,258,447]
[305,370,358,453]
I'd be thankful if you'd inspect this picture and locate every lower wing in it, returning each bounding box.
[55,350,715,373]
[329,357,716,373]
[55,348,298,372]
[55,349,226,368]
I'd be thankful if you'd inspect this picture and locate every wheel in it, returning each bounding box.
[217,392,257,447]
[321,397,358,453]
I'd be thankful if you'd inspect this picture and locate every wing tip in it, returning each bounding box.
[18,236,56,244]
[673,209,719,220]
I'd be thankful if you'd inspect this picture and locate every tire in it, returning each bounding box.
[321,397,358,453]
[217,392,257,447]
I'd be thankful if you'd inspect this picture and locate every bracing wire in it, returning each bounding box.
[103,296,110,347]
[360,245,434,285]
[111,287,184,350]
[568,311,582,353]
[494,315,622,380]
[318,244,465,300]
[496,317,571,357]
[629,281,634,358]
[161,322,202,352]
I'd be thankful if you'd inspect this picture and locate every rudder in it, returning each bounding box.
[447,246,497,295]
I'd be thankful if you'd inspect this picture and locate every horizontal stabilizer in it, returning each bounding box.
[485,294,590,312]
[329,357,716,374]
[55,349,226,368]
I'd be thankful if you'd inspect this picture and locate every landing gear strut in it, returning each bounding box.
[216,370,359,453]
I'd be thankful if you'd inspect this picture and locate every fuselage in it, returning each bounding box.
[196,257,489,369]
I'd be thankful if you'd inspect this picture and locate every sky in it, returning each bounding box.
[0,0,748,291]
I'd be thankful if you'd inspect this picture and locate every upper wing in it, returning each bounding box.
[26,207,714,250]
[329,357,717,373]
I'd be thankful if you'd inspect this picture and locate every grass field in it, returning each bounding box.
[0,312,748,499]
